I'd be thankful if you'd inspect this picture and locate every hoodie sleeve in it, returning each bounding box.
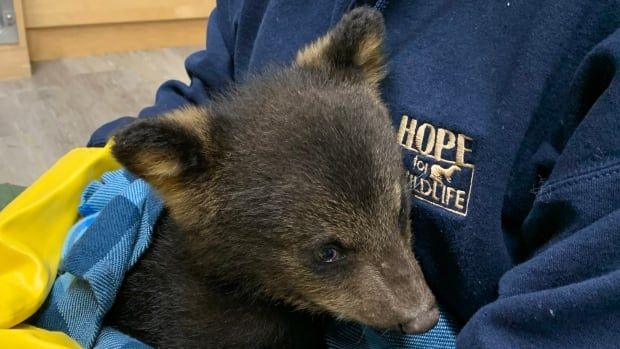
[457,29,620,348]
[87,3,235,147]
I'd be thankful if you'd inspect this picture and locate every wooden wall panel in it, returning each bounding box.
[0,46,31,79]
[1,0,216,71]
[23,0,215,28]
[28,19,207,61]
[0,0,31,80]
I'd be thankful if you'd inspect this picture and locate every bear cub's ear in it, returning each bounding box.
[111,106,212,192]
[296,7,386,90]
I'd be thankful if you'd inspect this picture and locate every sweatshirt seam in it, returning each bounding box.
[538,161,620,196]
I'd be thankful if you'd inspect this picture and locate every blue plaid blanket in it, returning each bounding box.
[30,169,458,348]
[30,170,161,348]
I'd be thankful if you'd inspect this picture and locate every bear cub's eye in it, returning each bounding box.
[315,244,345,263]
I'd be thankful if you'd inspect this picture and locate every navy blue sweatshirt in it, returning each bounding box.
[90,1,620,347]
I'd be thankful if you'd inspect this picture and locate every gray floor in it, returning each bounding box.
[0,46,201,186]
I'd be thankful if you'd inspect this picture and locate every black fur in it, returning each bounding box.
[106,213,327,348]
[105,7,438,348]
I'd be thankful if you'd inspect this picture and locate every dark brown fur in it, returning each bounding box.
[105,8,438,348]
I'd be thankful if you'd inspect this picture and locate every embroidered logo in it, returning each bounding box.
[396,115,475,216]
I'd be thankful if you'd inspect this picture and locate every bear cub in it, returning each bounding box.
[106,7,439,349]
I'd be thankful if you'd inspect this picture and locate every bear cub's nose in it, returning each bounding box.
[399,305,440,334]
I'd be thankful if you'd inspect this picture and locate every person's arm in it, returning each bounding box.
[458,29,620,348]
[88,3,235,147]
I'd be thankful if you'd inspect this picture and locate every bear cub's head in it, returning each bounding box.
[112,7,438,334]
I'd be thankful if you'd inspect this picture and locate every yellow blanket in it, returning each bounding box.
[0,144,119,348]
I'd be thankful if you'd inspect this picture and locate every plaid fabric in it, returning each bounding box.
[327,312,458,349]
[29,170,162,349]
[29,169,457,348]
